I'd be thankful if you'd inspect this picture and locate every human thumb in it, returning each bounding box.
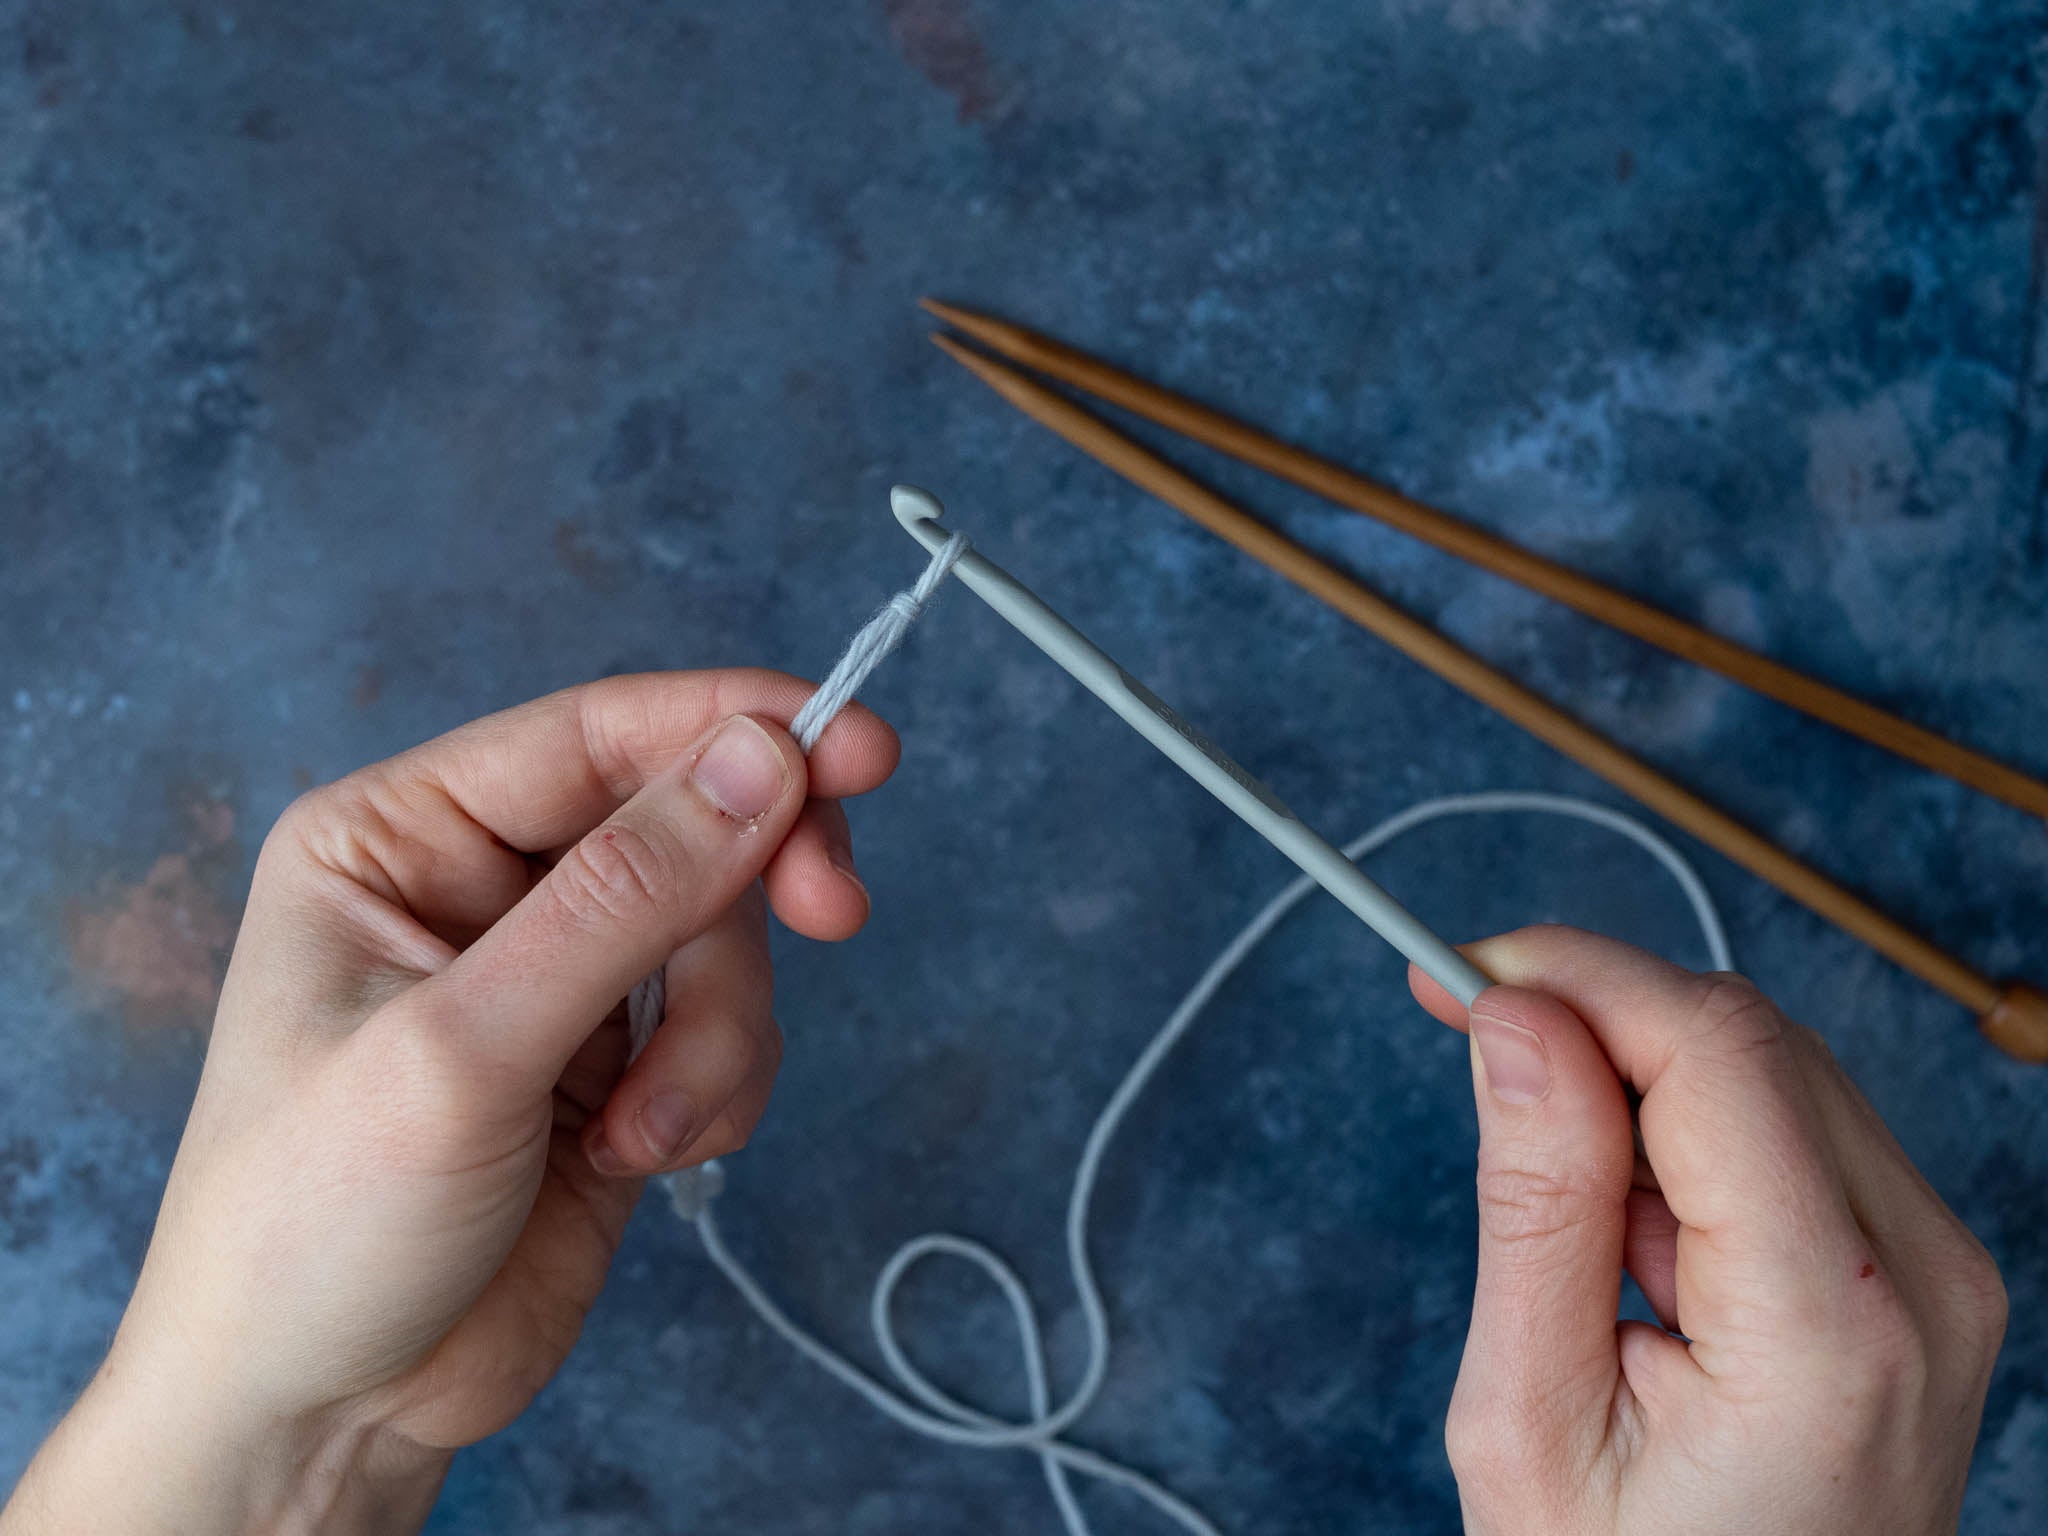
[1443,985,1635,1506]
[401,713,808,1095]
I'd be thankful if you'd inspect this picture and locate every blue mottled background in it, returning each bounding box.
[4,1,2047,1529]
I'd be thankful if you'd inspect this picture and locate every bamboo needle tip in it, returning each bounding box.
[922,297,1023,356]
[919,296,972,326]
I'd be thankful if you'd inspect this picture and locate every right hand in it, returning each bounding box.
[1409,926,2006,1536]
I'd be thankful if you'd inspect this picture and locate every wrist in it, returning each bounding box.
[3,1342,450,1536]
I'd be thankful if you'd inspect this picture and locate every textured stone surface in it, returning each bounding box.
[4,1,2046,1529]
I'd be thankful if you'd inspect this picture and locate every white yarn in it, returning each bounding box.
[626,962,666,1060]
[787,529,971,752]
[630,540,1733,1534]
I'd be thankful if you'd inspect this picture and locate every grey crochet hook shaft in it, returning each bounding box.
[891,485,1492,1007]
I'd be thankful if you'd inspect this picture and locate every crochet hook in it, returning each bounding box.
[891,484,1493,1008]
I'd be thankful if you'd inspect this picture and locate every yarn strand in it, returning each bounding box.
[788,529,970,752]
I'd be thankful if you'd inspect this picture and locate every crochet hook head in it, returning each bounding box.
[888,485,1491,1008]
[892,483,950,544]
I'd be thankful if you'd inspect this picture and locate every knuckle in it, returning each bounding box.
[264,773,413,897]
[1441,1395,1490,1479]
[267,780,359,861]
[1473,1162,1602,1247]
[549,821,681,929]
[269,784,329,843]
[1940,1235,2009,1358]
[1685,972,1790,1056]
[1443,1390,1542,1489]
[1968,1250,2010,1337]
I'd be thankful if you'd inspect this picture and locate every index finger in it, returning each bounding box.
[401,668,900,853]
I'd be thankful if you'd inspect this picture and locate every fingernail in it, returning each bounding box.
[582,1120,631,1176]
[638,1088,699,1162]
[1472,1014,1550,1105]
[691,716,787,820]
[827,838,866,895]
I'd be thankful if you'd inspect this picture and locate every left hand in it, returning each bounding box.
[2,670,897,1534]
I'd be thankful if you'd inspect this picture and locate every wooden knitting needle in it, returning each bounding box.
[929,330,2048,1062]
[921,299,2048,823]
